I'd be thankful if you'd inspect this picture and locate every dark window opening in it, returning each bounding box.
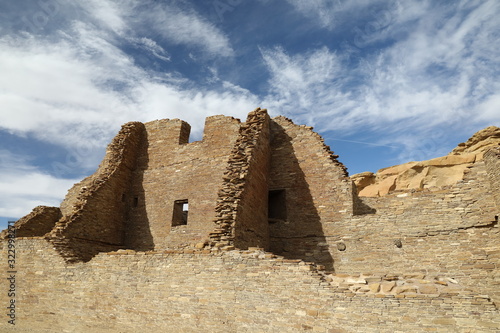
[172,199,189,226]
[121,194,126,202]
[133,197,138,207]
[268,190,286,222]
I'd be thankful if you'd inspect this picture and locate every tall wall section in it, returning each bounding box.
[268,117,354,270]
[1,239,498,332]
[210,108,271,250]
[125,115,242,250]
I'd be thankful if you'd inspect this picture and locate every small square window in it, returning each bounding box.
[172,199,189,226]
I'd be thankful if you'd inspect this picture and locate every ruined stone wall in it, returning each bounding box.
[125,116,241,250]
[268,117,353,270]
[327,161,500,303]
[0,206,61,238]
[1,239,498,332]
[46,122,145,262]
[211,109,271,250]
[484,147,500,212]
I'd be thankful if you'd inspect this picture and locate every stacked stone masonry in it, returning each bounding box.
[1,109,499,332]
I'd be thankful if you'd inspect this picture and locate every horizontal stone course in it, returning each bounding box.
[1,239,499,332]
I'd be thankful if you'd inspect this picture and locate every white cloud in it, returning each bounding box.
[130,37,171,62]
[78,0,234,58]
[284,0,342,28]
[0,3,246,149]
[285,0,391,30]
[0,151,80,218]
[262,0,500,163]
[261,46,355,127]
[142,2,234,57]
[81,0,127,35]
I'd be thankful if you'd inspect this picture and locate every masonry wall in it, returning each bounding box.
[484,147,500,212]
[268,117,353,270]
[0,206,61,238]
[1,239,498,333]
[45,122,145,262]
[327,161,500,304]
[211,109,271,250]
[125,116,241,250]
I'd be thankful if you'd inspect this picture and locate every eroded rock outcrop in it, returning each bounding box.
[352,126,500,197]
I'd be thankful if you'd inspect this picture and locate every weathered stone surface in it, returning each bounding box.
[419,285,438,294]
[0,205,61,238]
[353,126,500,197]
[380,281,397,293]
[451,126,500,155]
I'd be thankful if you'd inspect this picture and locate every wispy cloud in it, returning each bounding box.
[0,31,254,149]
[261,46,356,127]
[139,1,234,57]
[129,37,171,62]
[263,0,500,163]
[0,150,80,217]
[80,0,234,58]
[284,0,391,30]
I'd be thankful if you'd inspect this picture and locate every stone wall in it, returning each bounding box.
[484,147,500,212]
[268,117,353,270]
[210,108,271,250]
[0,206,61,238]
[125,115,242,250]
[46,122,145,262]
[326,161,500,304]
[0,239,498,332]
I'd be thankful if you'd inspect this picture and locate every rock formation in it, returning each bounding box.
[352,126,500,197]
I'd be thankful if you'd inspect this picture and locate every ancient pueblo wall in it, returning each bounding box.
[0,109,498,332]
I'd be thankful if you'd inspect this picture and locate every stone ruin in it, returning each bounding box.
[1,108,499,332]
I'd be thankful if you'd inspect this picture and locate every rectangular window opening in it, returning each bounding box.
[172,199,189,226]
[268,190,286,222]
[133,196,138,207]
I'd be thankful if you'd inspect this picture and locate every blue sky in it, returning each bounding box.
[0,0,499,229]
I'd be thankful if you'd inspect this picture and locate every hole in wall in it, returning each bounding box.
[172,199,189,226]
[268,189,287,221]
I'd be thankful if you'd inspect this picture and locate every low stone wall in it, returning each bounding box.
[0,206,61,238]
[0,239,498,332]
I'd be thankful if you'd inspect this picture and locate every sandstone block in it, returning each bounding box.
[419,285,438,294]
[380,281,396,293]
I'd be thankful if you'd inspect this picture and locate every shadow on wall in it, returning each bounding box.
[124,127,155,251]
[353,193,377,215]
[268,122,335,271]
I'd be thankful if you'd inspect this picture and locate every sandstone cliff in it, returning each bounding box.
[352,126,500,196]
